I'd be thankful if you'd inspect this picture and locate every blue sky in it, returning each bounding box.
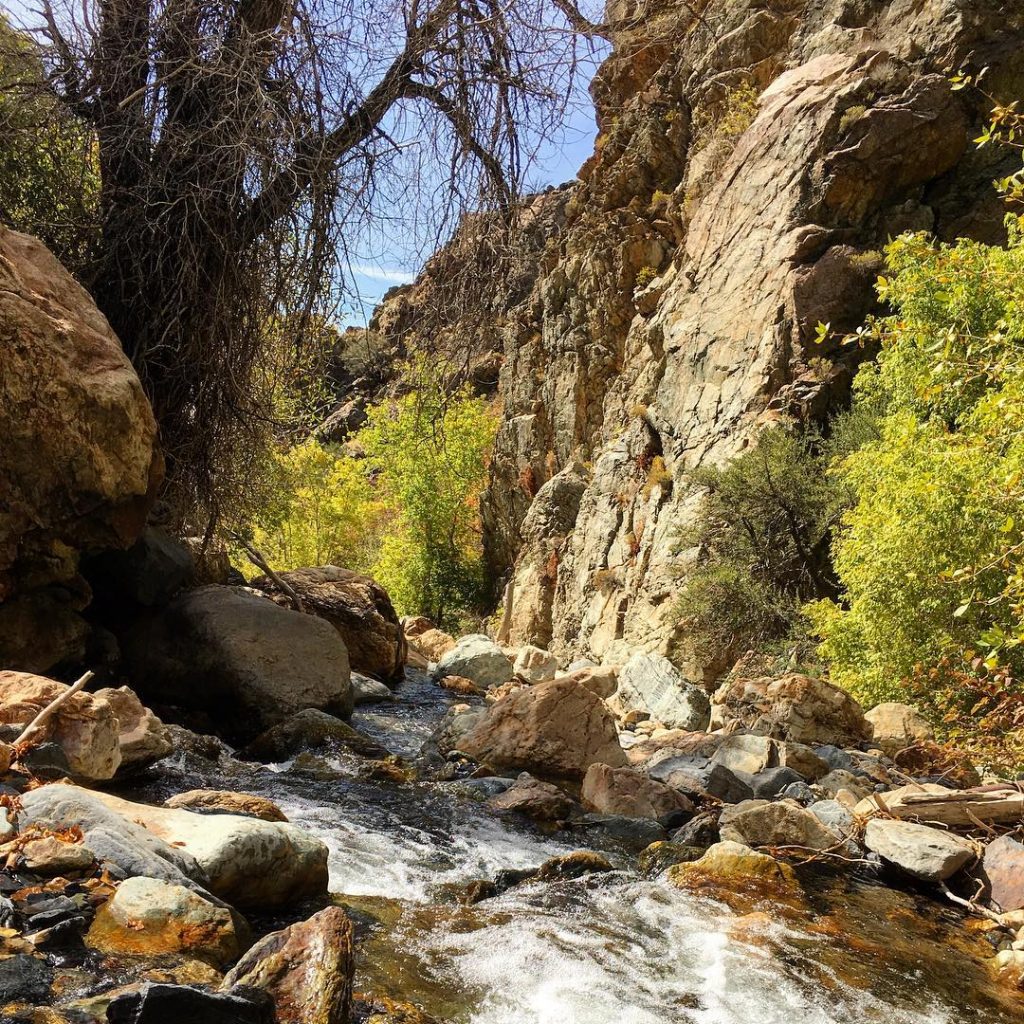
[1,0,601,322]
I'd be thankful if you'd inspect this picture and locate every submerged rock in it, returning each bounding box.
[434,634,513,688]
[222,906,354,1024]
[459,677,626,779]
[240,708,388,762]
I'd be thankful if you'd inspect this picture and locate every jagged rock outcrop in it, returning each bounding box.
[0,226,162,673]
[373,0,1024,678]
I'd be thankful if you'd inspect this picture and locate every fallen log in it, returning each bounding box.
[856,782,1024,828]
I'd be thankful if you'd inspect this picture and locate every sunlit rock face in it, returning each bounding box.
[375,0,1024,673]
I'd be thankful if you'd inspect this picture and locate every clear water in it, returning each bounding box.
[139,671,1023,1024]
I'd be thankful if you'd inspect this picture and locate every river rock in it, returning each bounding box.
[352,673,396,705]
[864,819,975,881]
[165,790,288,823]
[719,800,841,852]
[434,634,513,688]
[410,628,457,663]
[981,834,1024,913]
[437,674,486,697]
[222,906,354,1024]
[20,835,96,876]
[582,763,694,821]
[22,784,327,909]
[808,800,856,839]
[240,709,388,762]
[712,674,870,747]
[647,756,754,804]
[96,685,174,771]
[668,840,796,888]
[87,876,243,967]
[776,742,831,781]
[0,953,53,1003]
[252,566,406,684]
[751,767,804,800]
[670,811,720,849]
[614,653,711,731]
[570,814,668,850]
[815,769,873,802]
[864,702,935,755]
[123,584,353,741]
[638,841,705,876]
[0,225,160,675]
[0,670,122,780]
[711,734,777,775]
[106,983,274,1024]
[19,785,207,888]
[513,645,559,683]
[459,677,626,778]
[485,772,575,821]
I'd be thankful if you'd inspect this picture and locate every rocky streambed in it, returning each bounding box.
[0,661,1023,1023]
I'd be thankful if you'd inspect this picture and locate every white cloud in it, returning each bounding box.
[350,263,416,285]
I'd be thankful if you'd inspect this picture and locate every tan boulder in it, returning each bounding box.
[412,628,457,663]
[0,670,121,780]
[95,685,173,771]
[581,763,694,820]
[222,906,354,1024]
[513,645,559,683]
[252,566,406,684]
[712,674,870,747]
[865,702,935,755]
[459,677,626,779]
[562,665,618,699]
[165,790,288,822]
[21,835,96,876]
[0,226,160,672]
[87,876,243,967]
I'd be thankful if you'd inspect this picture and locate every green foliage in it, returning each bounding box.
[0,17,98,266]
[808,225,1024,714]
[634,265,659,289]
[238,439,383,575]
[675,429,843,667]
[360,375,499,627]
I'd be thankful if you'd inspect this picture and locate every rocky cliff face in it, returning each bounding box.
[375,0,1024,679]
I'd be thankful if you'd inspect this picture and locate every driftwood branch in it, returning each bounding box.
[228,532,305,613]
[14,670,94,748]
[859,785,1024,827]
[939,880,1006,925]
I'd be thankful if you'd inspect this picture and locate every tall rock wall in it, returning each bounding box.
[374,0,1024,679]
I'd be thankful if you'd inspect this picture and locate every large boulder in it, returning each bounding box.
[222,907,354,1024]
[581,763,694,821]
[87,876,243,967]
[18,785,206,888]
[0,670,122,780]
[82,527,194,609]
[864,702,935,755]
[20,784,328,910]
[614,654,711,731]
[123,585,353,741]
[513,645,559,683]
[0,226,161,674]
[458,677,626,779]
[864,819,975,881]
[252,566,405,684]
[435,634,513,688]
[409,627,456,664]
[712,674,870,747]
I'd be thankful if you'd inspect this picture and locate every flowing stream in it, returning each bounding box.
[132,672,1023,1024]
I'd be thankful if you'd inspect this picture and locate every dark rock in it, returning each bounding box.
[83,527,194,609]
[670,811,720,850]
[0,953,53,1002]
[534,850,614,882]
[648,757,754,804]
[106,983,275,1024]
[240,708,388,762]
[638,841,705,877]
[18,740,72,781]
[569,814,667,851]
[751,766,804,800]
[779,781,816,805]
[814,745,855,772]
